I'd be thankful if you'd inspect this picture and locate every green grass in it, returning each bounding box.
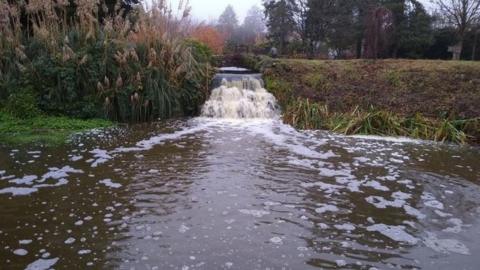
[0,112,113,146]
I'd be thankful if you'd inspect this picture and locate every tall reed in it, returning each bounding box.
[0,0,212,122]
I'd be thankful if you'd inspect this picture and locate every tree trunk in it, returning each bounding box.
[356,38,363,59]
[453,31,466,60]
[454,40,463,60]
[473,31,479,61]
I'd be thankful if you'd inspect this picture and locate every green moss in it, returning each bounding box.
[0,112,113,146]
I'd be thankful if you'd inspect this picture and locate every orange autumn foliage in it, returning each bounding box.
[191,25,226,54]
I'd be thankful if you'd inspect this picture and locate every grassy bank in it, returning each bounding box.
[243,56,480,144]
[0,112,112,146]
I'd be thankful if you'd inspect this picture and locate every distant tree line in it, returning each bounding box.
[214,5,267,53]
[262,0,480,60]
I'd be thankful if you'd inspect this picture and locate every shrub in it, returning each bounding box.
[4,87,41,119]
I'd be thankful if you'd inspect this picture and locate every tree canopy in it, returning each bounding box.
[261,0,480,59]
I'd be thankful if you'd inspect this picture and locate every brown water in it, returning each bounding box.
[1,118,480,270]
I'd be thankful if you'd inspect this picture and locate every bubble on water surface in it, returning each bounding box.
[19,239,33,245]
[78,249,92,255]
[270,236,283,244]
[13,248,28,256]
[65,237,76,245]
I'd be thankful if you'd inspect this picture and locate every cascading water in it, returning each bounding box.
[201,72,280,119]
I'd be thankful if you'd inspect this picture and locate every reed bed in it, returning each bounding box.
[0,0,212,122]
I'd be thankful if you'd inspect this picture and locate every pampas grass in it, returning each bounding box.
[0,0,211,122]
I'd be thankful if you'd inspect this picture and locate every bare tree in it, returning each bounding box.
[435,0,480,59]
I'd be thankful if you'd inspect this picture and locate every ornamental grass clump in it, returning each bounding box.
[0,0,212,122]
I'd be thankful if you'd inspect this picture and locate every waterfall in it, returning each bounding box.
[201,73,280,119]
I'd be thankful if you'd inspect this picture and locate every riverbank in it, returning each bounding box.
[241,56,480,144]
[0,112,112,146]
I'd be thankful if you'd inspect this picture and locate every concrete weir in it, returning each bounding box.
[211,67,264,89]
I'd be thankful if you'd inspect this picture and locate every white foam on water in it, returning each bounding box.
[99,179,122,189]
[348,135,422,144]
[70,155,83,162]
[443,218,465,234]
[404,205,426,219]
[64,237,76,245]
[424,200,445,210]
[364,180,390,192]
[178,224,190,234]
[424,232,470,255]
[434,210,452,218]
[34,178,69,189]
[239,209,271,218]
[89,149,112,167]
[13,248,28,256]
[0,187,38,196]
[19,239,33,245]
[9,175,37,185]
[270,236,283,244]
[315,204,339,214]
[367,224,418,244]
[392,191,412,200]
[335,223,356,231]
[39,166,83,182]
[25,258,59,270]
[243,121,331,159]
[301,182,342,194]
[78,249,91,255]
[366,196,406,209]
[114,122,214,153]
[263,201,281,208]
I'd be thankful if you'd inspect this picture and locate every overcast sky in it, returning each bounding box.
[164,0,263,23]
[161,0,435,22]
